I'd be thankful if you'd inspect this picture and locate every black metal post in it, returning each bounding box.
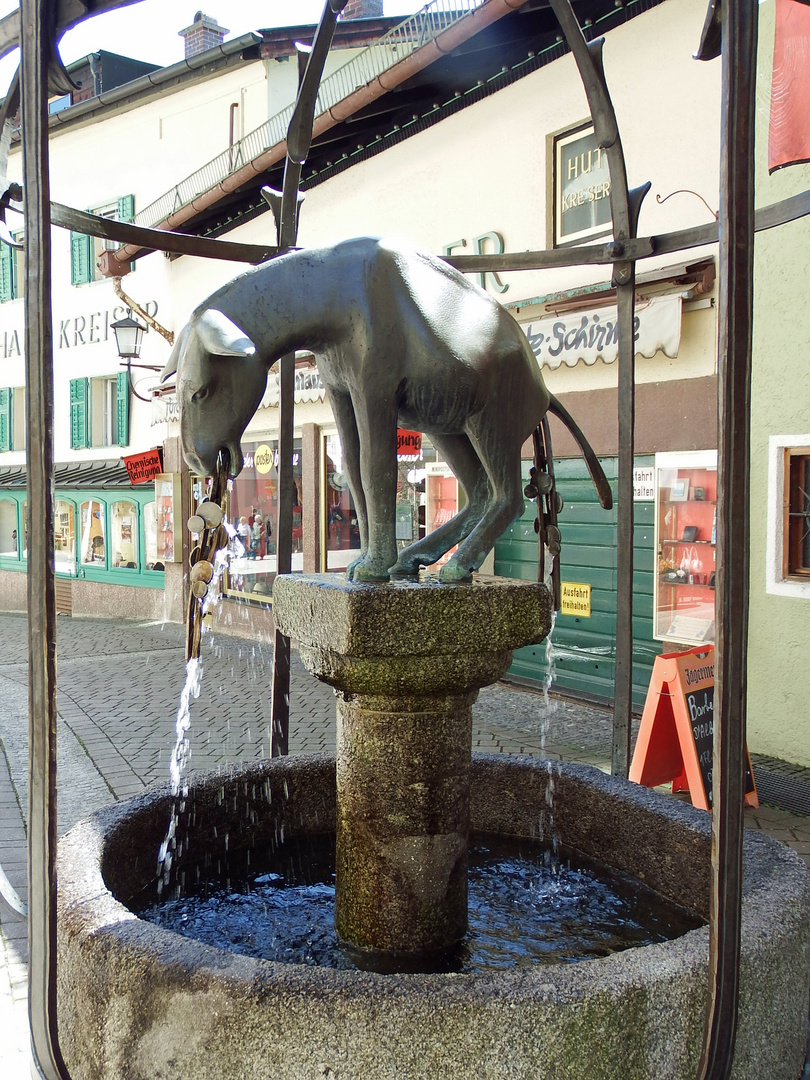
[695,0,757,1076]
[21,1,69,1077]
[269,0,346,757]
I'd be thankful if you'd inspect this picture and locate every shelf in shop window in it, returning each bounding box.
[660,539,715,545]
[658,577,715,588]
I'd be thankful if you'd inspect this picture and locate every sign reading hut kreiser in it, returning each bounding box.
[630,645,758,811]
[554,123,612,246]
[521,295,681,370]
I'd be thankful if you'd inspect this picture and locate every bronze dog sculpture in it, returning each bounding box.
[162,237,612,582]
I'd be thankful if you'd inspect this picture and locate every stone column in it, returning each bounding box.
[273,573,551,958]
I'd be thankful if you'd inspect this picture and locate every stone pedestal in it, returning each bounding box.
[272,573,552,956]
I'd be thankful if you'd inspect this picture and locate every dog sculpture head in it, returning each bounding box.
[161,309,267,477]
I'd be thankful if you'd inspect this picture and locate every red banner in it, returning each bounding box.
[769,0,810,173]
[396,429,422,460]
[124,448,164,485]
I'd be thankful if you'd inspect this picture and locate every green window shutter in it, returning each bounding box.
[70,231,91,285]
[116,371,130,446]
[0,243,13,302]
[117,194,134,222]
[0,388,11,452]
[70,378,89,449]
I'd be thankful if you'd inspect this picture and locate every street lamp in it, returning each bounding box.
[111,309,147,360]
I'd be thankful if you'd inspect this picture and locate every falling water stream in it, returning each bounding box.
[158,518,244,895]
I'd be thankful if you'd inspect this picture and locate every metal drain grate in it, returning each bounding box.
[751,764,810,818]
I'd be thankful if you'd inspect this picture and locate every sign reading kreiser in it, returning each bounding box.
[554,124,612,246]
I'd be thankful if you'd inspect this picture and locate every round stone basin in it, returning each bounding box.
[57,755,810,1080]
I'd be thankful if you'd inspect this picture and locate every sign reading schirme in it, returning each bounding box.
[560,581,591,617]
[124,448,163,485]
[630,645,758,811]
[521,295,681,371]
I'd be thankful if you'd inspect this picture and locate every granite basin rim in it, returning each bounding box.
[56,754,810,1080]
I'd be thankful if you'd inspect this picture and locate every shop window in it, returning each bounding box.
[653,451,717,645]
[144,500,160,569]
[551,122,612,248]
[70,195,134,284]
[0,388,24,451]
[110,500,138,568]
[22,501,28,557]
[0,499,19,557]
[54,499,76,575]
[0,234,23,302]
[322,432,438,573]
[324,433,361,572]
[224,438,302,600]
[70,374,130,449]
[79,499,106,567]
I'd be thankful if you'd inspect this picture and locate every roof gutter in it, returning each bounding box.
[39,32,263,132]
[104,0,531,273]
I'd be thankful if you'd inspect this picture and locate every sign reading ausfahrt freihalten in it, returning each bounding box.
[560,581,591,617]
[629,645,757,811]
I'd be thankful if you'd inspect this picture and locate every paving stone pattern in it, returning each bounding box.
[1,611,809,1080]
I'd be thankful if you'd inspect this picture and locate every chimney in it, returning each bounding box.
[179,11,229,59]
[341,0,384,18]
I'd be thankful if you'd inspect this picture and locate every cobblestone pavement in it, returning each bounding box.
[1,612,809,1077]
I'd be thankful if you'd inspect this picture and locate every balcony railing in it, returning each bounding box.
[132,0,487,230]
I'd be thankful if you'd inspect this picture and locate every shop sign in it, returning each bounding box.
[260,363,326,407]
[254,444,274,475]
[633,467,655,501]
[521,294,681,371]
[554,124,612,246]
[151,394,180,426]
[560,581,591,617]
[397,429,422,460]
[123,448,163,485]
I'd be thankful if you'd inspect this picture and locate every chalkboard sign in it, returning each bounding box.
[630,646,758,812]
[686,683,715,805]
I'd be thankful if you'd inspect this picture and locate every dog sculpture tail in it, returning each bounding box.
[546,394,614,510]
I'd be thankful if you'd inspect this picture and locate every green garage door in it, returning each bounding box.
[494,455,661,710]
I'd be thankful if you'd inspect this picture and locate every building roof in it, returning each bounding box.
[128,0,669,251]
[0,459,134,490]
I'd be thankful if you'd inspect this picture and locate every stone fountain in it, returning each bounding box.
[56,234,810,1078]
[56,570,810,1079]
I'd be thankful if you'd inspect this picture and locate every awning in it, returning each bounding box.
[0,459,135,490]
[520,294,682,370]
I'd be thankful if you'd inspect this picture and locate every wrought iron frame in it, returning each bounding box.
[0,0,795,1077]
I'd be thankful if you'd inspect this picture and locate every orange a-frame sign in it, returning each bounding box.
[630,645,758,812]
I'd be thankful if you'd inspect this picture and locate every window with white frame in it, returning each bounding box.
[70,195,134,284]
[0,233,23,302]
[70,374,130,449]
[0,387,25,451]
[766,434,810,597]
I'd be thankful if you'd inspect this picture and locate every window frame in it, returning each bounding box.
[784,447,810,580]
[70,374,130,449]
[766,435,810,598]
[0,232,23,302]
[70,194,134,285]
